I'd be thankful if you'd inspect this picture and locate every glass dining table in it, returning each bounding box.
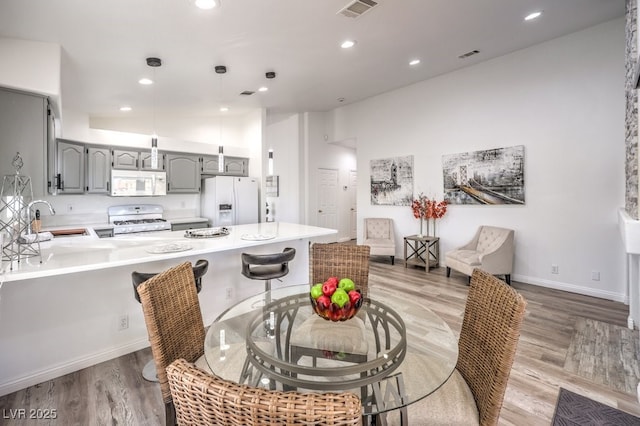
[204,284,458,423]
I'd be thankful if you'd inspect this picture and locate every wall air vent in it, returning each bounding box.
[458,50,480,59]
[240,91,255,96]
[338,0,378,18]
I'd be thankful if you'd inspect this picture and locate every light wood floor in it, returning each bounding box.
[1,260,639,425]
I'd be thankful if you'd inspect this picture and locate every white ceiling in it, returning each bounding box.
[0,0,625,121]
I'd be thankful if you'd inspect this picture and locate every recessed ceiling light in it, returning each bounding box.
[524,11,542,21]
[138,78,153,85]
[409,59,421,66]
[341,40,356,49]
[119,106,132,112]
[258,87,268,92]
[195,0,219,10]
[219,106,229,112]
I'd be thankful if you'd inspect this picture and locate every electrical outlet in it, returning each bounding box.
[551,264,559,274]
[591,270,600,281]
[118,314,129,331]
[225,287,233,300]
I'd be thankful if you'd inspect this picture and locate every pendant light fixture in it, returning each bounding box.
[216,65,227,173]
[147,57,162,169]
[268,149,274,176]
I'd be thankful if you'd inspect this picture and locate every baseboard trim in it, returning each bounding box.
[513,273,626,303]
[0,338,150,397]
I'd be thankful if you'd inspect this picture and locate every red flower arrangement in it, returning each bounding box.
[411,193,447,220]
[411,193,448,236]
[411,193,429,220]
[426,199,448,220]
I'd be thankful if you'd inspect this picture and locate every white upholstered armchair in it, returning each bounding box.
[363,218,396,265]
[445,225,515,284]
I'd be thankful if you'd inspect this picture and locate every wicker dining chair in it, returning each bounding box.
[167,358,363,426]
[310,243,371,298]
[136,261,207,426]
[386,268,527,426]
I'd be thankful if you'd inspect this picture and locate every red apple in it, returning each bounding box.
[348,290,361,305]
[325,276,339,287]
[330,309,342,321]
[322,281,337,296]
[316,295,331,310]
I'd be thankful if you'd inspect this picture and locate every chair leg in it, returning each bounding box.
[390,256,394,265]
[446,267,451,277]
[505,274,511,285]
[142,359,158,382]
[165,401,176,426]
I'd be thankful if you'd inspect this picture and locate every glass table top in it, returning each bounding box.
[204,284,458,415]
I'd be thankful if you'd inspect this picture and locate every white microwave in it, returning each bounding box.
[110,169,167,197]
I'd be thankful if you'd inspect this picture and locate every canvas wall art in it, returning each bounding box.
[370,155,414,206]
[442,145,525,205]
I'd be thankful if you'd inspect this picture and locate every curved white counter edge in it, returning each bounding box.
[0,222,335,282]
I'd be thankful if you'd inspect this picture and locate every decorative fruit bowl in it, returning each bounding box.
[309,277,363,322]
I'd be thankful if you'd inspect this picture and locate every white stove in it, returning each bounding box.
[108,204,172,235]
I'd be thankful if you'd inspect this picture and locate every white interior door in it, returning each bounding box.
[349,170,357,239]
[317,168,338,230]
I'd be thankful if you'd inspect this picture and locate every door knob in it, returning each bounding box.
[318,210,323,213]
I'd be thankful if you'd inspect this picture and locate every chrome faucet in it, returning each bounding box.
[25,200,56,234]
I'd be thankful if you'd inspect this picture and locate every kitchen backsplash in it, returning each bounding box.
[38,194,199,227]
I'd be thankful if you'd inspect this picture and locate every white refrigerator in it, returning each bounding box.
[201,176,259,226]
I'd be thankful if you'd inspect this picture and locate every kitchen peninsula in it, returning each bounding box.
[0,222,337,396]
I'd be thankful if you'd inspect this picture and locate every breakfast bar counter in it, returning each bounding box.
[0,222,337,397]
[0,222,335,282]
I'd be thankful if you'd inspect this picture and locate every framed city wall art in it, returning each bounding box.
[370,155,414,206]
[442,145,525,205]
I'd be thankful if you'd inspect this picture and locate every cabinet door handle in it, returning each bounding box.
[136,159,139,168]
[56,174,61,190]
[106,181,110,192]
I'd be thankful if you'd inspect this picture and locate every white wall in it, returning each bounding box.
[331,18,627,301]
[306,112,357,242]
[0,37,61,111]
[264,113,302,223]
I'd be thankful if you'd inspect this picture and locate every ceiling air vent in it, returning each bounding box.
[458,50,480,59]
[338,0,378,18]
[240,90,255,96]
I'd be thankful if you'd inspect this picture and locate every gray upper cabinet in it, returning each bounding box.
[86,146,110,194]
[57,140,85,194]
[166,153,200,193]
[202,155,249,176]
[201,155,220,174]
[224,156,249,176]
[113,149,164,171]
[0,88,49,197]
[140,151,165,171]
[112,149,139,170]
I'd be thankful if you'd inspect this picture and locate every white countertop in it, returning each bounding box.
[0,222,336,282]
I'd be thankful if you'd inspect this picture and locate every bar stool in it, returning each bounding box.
[132,259,209,382]
[241,247,296,305]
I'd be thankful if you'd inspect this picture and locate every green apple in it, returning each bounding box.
[331,288,349,308]
[338,278,355,292]
[310,283,324,299]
